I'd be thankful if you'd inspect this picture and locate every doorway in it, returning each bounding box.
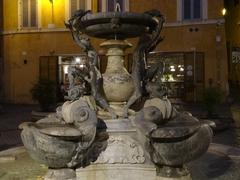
[39,55,88,101]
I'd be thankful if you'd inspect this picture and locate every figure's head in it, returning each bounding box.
[142,106,163,125]
[146,81,167,99]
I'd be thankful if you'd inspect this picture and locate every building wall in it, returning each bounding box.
[208,0,225,19]
[3,0,18,31]
[130,0,228,91]
[40,0,66,28]
[159,23,227,89]
[0,0,3,98]
[225,3,240,49]
[130,0,177,23]
[3,33,76,103]
[225,2,240,83]
[2,0,228,103]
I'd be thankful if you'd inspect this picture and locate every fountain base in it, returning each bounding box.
[45,168,76,180]
[1,143,240,180]
[76,164,191,180]
[73,118,193,180]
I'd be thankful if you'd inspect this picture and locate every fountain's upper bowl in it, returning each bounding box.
[79,12,158,39]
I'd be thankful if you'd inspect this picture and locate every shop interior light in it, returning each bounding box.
[75,57,81,63]
[64,65,69,74]
[177,74,184,77]
[222,8,227,16]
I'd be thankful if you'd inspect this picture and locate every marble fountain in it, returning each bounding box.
[1,6,240,180]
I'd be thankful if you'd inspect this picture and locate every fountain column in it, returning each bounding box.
[100,39,134,116]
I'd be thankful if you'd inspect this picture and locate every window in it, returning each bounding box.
[65,0,91,21]
[97,0,129,12]
[107,0,124,12]
[182,0,202,20]
[70,0,87,17]
[20,0,38,28]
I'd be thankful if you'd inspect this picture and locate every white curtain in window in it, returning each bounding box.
[107,0,124,12]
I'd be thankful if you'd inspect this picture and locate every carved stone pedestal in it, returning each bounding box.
[75,118,193,180]
[77,164,192,180]
[77,164,155,180]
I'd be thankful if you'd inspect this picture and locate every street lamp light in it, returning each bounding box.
[222,8,227,16]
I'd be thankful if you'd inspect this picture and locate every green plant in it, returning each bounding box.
[31,79,56,112]
[202,86,223,117]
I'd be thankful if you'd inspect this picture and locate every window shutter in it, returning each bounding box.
[107,0,115,12]
[30,0,37,27]
[39,56,49,80]
[195,53,204,83]
[39,56,58,82]
[22,0,29,27]
[97,0,102,12]
[71,0,78,17]
[70,0,87,17]
[79,0,86,10]
[21,0,37,28]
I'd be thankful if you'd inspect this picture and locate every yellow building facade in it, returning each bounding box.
[1,0,228,103]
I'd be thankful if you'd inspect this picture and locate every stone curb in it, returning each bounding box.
[1,143,240,161]
[0,146,25,156]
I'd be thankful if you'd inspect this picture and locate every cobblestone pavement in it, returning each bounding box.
[0,104,38,151]
[0,102,239,151]
[181,102,240,148]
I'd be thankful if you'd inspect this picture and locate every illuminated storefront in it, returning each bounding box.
[148,52,204,101]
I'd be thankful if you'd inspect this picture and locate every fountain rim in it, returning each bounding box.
[78,11,159,39]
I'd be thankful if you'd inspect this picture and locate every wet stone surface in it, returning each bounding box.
[0,152,47,180]
[189,151,240,180]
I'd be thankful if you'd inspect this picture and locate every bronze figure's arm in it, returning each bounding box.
[65,10,117,119]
